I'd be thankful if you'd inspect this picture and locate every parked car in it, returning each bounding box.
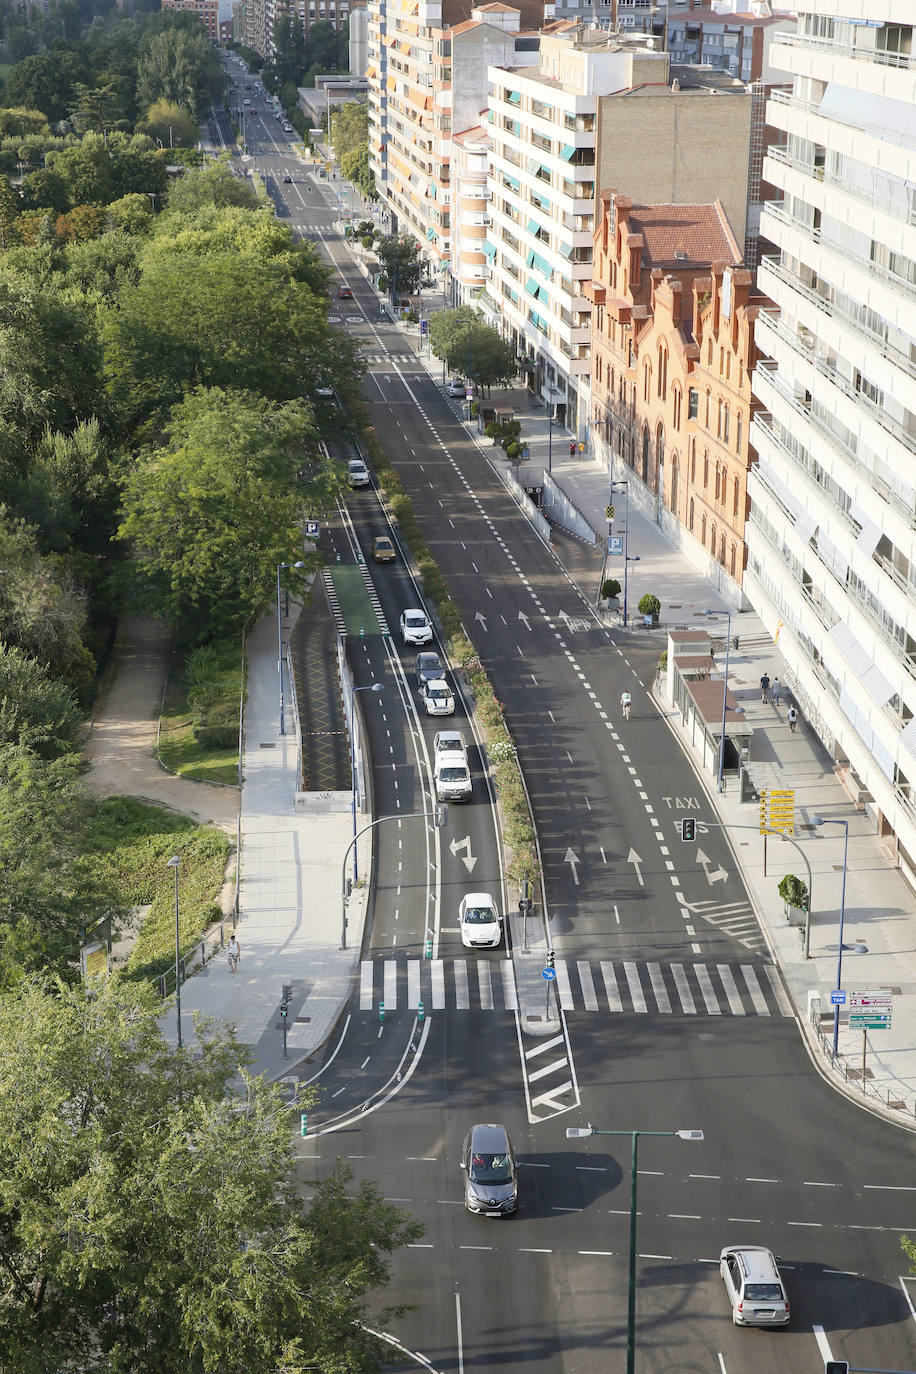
[460,1124,517,1216]
[373,536,396,563]
[446,378,468,398]
[421,679,454,716]
[719,1247,790,1327]
[400,609,433,645]
[415,652,443,690]
[458,893,500,948]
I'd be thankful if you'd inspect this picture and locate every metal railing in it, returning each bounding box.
[808,1006,916,1123]
[157,920,233,1001]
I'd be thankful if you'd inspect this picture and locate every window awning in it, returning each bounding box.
[525,276,541,298]
[507,90,521,105]
[560,143,576,161]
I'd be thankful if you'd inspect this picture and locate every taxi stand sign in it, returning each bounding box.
[759,787,795,835]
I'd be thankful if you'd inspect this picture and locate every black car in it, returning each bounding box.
[415,652,443,690]
[283,173,292,183]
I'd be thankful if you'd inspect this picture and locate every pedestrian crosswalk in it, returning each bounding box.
[361,352,420,366]
[358,957,793,1018]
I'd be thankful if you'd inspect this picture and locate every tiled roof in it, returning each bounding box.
[626,202,742,268]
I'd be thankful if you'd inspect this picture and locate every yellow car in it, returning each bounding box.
[373,536,396,563]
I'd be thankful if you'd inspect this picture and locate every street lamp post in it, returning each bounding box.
[277,560,305,736]
[566,1124,703,1374]
[341,805,448,950]
[166,855,182,1049]
[350,682,384,885]
[547,412,555,475]
[812,815,850,1056]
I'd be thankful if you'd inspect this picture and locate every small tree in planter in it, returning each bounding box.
[777,873,809,923]
[600,578,621,604]
[638,593,661,626]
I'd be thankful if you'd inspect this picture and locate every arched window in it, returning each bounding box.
[722,466,728,504]
[688,496,695,531]
[643,361,652,402]
[705,390,711,427]
[670,454,679,513]
[657,344,667,399]
[717,398,723,438]
[719,532,726,564]
[656,423,665,470]
[733,477,740,518]
[711,521,717,557]
[690,438,696,483]
[723,404,730,445]
[672,384,681,430]
[707,337,713,365]
[703,451,709,488]
[714,463,721,501]
[730,543,737,577]
[641,425,650,478]
[701,513,707,546]
[736,413,743,455]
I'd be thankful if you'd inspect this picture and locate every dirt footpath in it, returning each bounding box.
[84,616,239,833]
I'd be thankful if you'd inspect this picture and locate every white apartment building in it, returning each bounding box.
[749,3,916,880]
[450,126,494,303]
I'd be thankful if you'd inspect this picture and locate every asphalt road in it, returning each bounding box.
[209,79,916,1374]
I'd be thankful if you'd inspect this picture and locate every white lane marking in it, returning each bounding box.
[787,1221,823,1227]
[746,1177,779,1183]
[694,964,720,1014]
[384,960,397,1010]
[455,1292,464,1374]
[555,959,574,1010]
[454,959,469,1009]
[647,962,672,1014]
[717,965,745,1015]
[502,962,518,1010]
[580,1250,614,1256]
[360,961,373,1011]
[813,1325,834,1366]
[477,961,493,1011]
[741,964,770,1015]
[361,1057,370,1069]
[601,961,622,1012]
[803,1181,838,1188]
[518,1248,553,1254]
[431,958,445,1009]
[623,961,647,1013]
[526,1034,566,1059]
[670,964,696,1014]
[578,960,599,1011]
[528,1056,569,1084]
[530,1080,574,1111]
[717,1355,727,1374]
[863,1184,916,1191]
[727,1217,761,1224]
[407,960,421,1009]
[689,1174,721,1180]
[764,964,795,1016]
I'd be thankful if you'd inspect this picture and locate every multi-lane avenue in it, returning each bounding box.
[209,68,916,1374]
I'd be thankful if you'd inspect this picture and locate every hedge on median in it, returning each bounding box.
[362,428,538,885]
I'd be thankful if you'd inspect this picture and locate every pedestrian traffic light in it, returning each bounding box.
[300,1113,308,1137]
[824,1363,848,1374]
[680,818,697,843]
[546,949,555,969]
[280,1001,288,1019]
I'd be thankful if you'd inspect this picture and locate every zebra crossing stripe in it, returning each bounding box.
[530,1080,575,1112]
[528,1056,569,1084]
[477,961,493,1011]
[578,960,598,1012]
[670,963,696,1015]
[431,958,445,1009]
[555,959,574,1010]
[502,963,518,1010]
[717,965,745,1015]
[647,963,671,1014]
[526,1033,565,1059]
[407,960,420,1010]
[694,963,720,1014]
[600,961,622,1012]
[454,959,469,1010]
[384,960,397,1011]
[360,961,373,1011]
[764,965,795,1017]
[741,964,770,1015]
[623,962,647,1013]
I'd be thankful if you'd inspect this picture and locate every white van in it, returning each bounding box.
[435,750,471,801]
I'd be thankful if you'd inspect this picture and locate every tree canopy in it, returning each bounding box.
[0,976,423,1372]
[427,306,518,389]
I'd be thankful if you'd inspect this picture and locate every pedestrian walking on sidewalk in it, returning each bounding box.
[569,440,575,458]
[787,705,798,733]
[771,677,781,705]
[760,672,770,703]
[227,934,241,974]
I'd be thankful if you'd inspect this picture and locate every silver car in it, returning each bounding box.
[461,1123,517,1216]
[720,1246,790,1326]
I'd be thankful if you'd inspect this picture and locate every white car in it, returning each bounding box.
[421,679,454,716]
[434,729,466,756]
[447,378,468,398]
[400,609,433,645]
[720,1247,790,1327]
[458,893,501,949]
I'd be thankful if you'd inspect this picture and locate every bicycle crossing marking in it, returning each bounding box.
[624,961,647,1013]
[718,964,745,1015]
[356,958,794,1018]
[671,963,696,1015]
[601,960,622,1012]
[647,962,671,1014]
[742,964,770,1015]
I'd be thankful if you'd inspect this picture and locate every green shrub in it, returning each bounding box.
[601,578,621,600]
[777,873,808,910]
[638,593,661,617]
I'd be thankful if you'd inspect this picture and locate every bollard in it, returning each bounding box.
[300,1113,308,1137]
[379,999,385,1023]
[417,1000,425,1025]
[425,936,432,959]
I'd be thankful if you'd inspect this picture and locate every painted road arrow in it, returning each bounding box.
[518,610,532,630]
[564,848,580,885]
[627,848,645,886]
[696,848,728,886]
[449,835,478,874]
[474,611,488,630]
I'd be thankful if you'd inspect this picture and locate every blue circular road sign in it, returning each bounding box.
[542,967,557,981]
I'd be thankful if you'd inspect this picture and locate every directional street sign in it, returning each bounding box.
[849,989,892,1030]
[542,967,557,982]
[849,1013,891,1030]
[759,787,795,835]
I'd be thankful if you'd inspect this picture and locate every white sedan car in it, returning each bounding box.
[400,609,433,645]
[458,893,502,950]
[421,679,455,716]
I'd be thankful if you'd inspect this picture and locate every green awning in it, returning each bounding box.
[525,277,541,299]
[507,90,521,104]
[560,143,576,161]
[525,249,550,275]
[527,217,540,235]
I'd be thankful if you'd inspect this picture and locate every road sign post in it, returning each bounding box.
[847,991,892,1081]
[759,788,795,875]
[543,958,557,1018]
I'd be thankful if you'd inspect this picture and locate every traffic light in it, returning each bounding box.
[680,817,697,843]
[546,949,555,969]
[824,1363,848,1374]
[300,1113,308,1137]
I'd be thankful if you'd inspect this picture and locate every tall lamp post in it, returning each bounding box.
[350,682,384,885]
[166,855,182,1049]
[341,805,447,950]
[811,815,850,1056]
[277,560,305,736]
[702,608,733,793]
[566,1124,703,1374]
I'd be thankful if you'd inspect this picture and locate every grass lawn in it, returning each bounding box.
[157,640,242,785]
[85,797,232,985]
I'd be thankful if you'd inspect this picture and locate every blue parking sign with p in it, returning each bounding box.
[608,536,624,556]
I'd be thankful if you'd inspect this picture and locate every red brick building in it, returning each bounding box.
[161,0,219,39]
